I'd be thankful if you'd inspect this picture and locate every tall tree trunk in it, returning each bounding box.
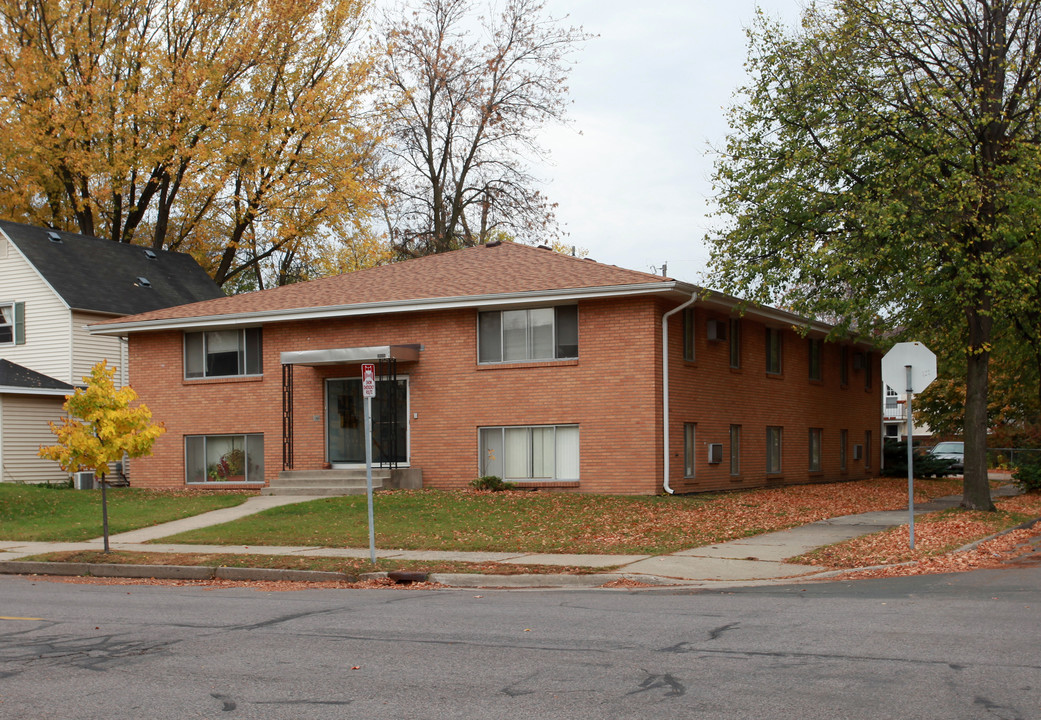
[963,302,995,510]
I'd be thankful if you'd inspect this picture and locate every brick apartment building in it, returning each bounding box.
[91,241,882,494]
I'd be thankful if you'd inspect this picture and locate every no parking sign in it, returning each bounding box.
[362,363,376,398]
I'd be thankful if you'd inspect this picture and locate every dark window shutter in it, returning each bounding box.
[14,301,25,344]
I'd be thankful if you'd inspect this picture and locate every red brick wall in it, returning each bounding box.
[665,303,881,493]
[128,297,664,493]
[127,296,880,494]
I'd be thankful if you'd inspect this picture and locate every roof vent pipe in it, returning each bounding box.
[661,291,698,495]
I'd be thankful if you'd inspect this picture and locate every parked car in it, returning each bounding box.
[928,441,964,472]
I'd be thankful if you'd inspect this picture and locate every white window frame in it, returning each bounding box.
[0,301,24,346]
[184,327,262,379]
[479,425,579,481]
[185,433,264,484]
[477,305,578,364]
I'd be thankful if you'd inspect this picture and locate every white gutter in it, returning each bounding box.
[661,291,698,495]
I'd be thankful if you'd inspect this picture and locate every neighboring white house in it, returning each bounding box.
[883,384,932,441]
[0,220,223,483]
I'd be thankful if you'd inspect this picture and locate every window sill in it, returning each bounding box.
[477,359,578,371]
[766,371,784,379]
[184,374,264,386]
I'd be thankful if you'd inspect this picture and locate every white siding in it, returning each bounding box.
[72,311,127,385]
[0,247,72,382]
[0,394,68,484]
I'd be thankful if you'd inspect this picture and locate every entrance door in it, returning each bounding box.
[326,378,408,465]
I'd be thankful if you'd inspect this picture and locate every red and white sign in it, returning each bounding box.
[361,363,376,398]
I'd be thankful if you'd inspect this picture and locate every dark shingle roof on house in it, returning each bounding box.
[1,220,225,315]
[0,359,74,392]
[95,241,673,327]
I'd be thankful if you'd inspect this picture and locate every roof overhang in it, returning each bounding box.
[89,282,685,335]
[281,344,421,366]
[87,278,874,349]
[0,385,72,397]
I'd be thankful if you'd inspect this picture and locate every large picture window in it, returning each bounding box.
[478,306,578,363]
[185,434,264,483]
[185,328,262,378]
[479,425,579,481]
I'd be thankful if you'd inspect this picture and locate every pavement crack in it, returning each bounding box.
[707,622,739,640]
[626,671,686,698]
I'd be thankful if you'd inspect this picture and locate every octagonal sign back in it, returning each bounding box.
[881,342,937,395]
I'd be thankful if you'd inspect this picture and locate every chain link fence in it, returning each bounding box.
[987,448,1041,470]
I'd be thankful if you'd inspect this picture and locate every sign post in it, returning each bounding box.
[361,363,377,564]
[881,343,937,549]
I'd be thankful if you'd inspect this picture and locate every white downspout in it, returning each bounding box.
[661,292,698,494]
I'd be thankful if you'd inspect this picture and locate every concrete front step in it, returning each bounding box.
[263,485,377,497]
[263,469,390,497]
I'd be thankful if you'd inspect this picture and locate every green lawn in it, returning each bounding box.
[157,478,964,555]
[0,484,251,541]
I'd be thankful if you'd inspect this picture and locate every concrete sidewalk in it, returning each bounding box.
[0,487,1024,589]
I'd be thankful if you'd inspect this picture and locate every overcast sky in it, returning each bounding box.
[534,0,806,285]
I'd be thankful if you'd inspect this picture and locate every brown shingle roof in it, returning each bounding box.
[97,242,671,327]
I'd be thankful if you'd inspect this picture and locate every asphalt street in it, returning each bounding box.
[1,557,1039,719]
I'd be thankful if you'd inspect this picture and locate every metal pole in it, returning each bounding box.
[364,394,376,565]
[906,365,915,550]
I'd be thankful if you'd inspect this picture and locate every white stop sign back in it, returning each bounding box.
[881,342,937,394]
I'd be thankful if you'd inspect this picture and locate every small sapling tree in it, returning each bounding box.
[39,361,165,551]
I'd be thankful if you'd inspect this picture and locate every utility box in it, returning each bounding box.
[74,471,95,490]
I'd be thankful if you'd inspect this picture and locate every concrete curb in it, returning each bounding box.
[0,560,357,584]
[0,560,703,589]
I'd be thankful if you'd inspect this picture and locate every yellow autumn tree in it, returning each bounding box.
[0,0,389,289]
[39,361,164,482]
[39,361,165,551]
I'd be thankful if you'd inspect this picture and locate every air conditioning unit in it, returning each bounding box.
[853,444,864,461]
[707,443,724,464]
[706,319,726,342]
[74,471,95,490]
[853,353,865,370]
